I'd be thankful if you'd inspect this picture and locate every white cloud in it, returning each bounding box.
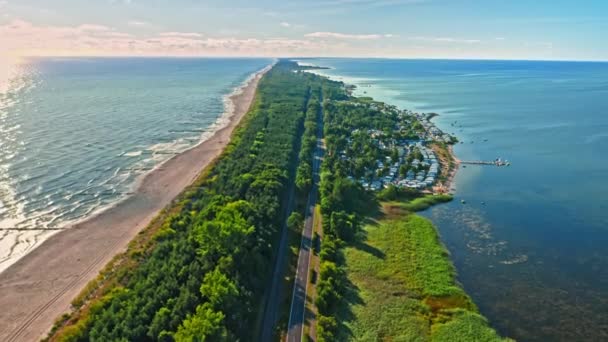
[409,36,482,44]
[305,31,394,40]
[280,22,291,28]
[0,19,335,57]
[159,32,203,38]
[127,20,149,27]
[304,0,427,10]
[5,19,501,58]
[77,24,113,32]
[435,37,481,43]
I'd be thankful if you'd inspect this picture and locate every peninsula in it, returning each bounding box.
[37,61,504,341]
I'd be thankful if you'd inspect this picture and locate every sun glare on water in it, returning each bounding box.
[0,55,25,94]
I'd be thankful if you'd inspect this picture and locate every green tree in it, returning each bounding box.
[195,201,255,260]
[174,303,226,342]
[317,315,338,342]
[287,212,304,231]
[330,211,356,242]
[399,164,409,177]
[200,268,239,308]
[391,148,399,163]
[148,307,172,340]
[295,162,312,193]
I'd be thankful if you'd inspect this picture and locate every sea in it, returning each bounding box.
[304,58,608,341]
[0,57,272,272]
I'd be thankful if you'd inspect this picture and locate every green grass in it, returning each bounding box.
[397,195,453,212]
[337,204,507,341]
[432,309,507,342]
[383,195,454,215]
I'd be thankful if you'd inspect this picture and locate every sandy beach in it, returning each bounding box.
[0,64,271,342]
[430,144,461,194]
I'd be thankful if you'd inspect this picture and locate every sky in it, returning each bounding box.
[0,0,607,60]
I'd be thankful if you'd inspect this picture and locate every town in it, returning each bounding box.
[338,100,457,192]
[354,140,441,191]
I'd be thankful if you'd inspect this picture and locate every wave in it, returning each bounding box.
[455,73,492,77]
[584,132,608,144]
[0,60,274,273]
[123,150,143,157]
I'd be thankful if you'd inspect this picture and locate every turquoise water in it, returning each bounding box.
[0,57,271,271]
[305,58,608,341]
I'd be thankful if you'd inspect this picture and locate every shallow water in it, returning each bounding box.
[305,58,608,341]
[0,57,271,271]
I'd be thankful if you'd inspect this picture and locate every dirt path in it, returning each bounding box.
[0,65,270,342]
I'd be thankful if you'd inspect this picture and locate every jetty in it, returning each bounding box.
[461,158,510,167]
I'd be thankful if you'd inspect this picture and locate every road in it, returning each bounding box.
[259,159,298,341]
[286,99,324,342]
[259,92,315,341]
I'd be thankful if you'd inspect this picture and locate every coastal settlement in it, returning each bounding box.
[335,98,458,193]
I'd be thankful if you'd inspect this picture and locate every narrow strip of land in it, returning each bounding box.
[259,88,315,341]
[258,138,299,341]
[0,67,269,342]
[287,98,324,342]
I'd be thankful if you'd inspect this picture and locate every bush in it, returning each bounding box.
[287,212,304,231]
[317,315,338,342]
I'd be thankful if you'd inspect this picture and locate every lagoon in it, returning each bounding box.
[306,58,608,341]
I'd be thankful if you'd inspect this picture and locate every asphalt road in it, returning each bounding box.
[259,150,299,341]
[286,100,324,342]
[259,92,318,342]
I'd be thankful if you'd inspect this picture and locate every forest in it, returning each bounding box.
[47,61,332,341]
[47,60,504,342]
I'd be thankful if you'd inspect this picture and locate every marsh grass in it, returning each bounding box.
[337,200,507,341]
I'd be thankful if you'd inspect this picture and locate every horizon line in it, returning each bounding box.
[16,55,608,63]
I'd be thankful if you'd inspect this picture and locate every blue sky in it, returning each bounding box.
[1,0,607,60]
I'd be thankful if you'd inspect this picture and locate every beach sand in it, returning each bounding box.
[431,144,461,194]
[0,64,271,342]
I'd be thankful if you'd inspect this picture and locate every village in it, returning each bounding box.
[358,140,441,192]
[341,103,457,192]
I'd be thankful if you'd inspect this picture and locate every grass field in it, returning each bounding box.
[336,204,508,341]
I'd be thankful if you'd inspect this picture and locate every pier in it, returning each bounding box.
[461,159,510,167]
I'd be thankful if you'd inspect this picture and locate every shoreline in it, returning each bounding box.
[426,113,461,194]
[0,63,272,342]
[301,63,461,195]
[446,145,461,192]
[307,63,506,340]
[0,64,271,274]
[431,142,461,194]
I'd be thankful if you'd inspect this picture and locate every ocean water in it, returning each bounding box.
[305,58,608,341]
[0,57,271,272]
